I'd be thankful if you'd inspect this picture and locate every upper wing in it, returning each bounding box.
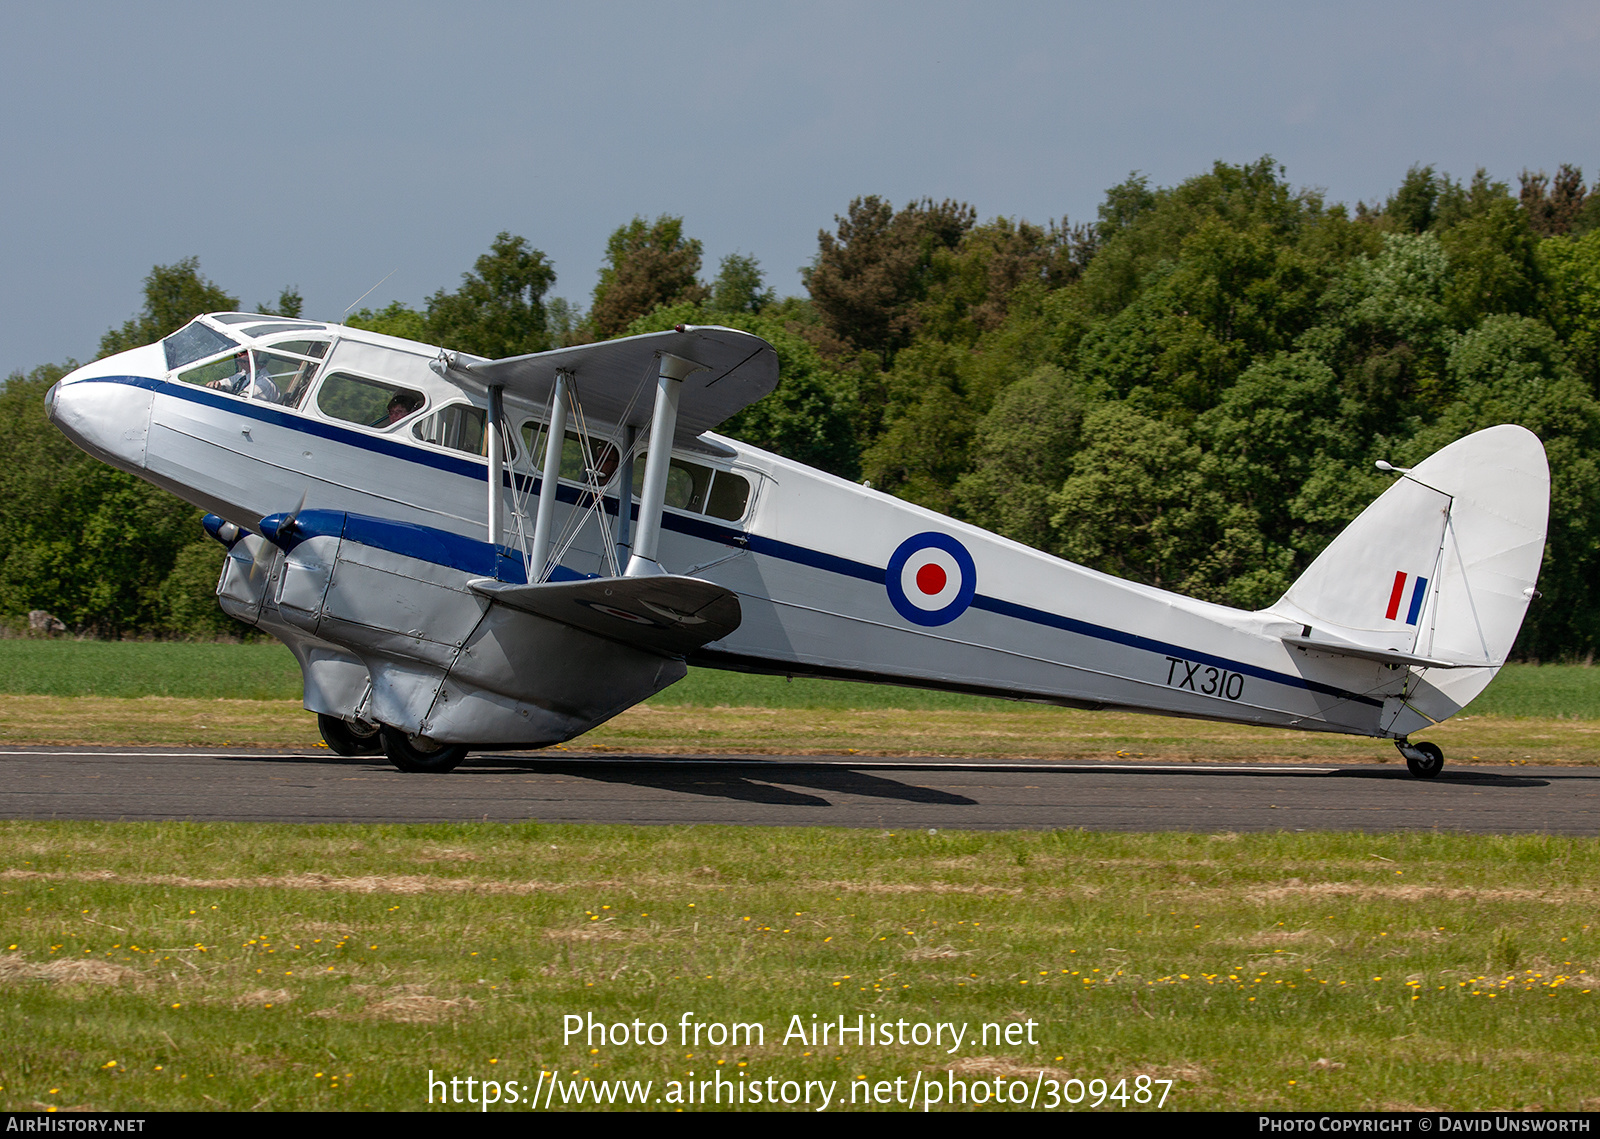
[432,325,778,452]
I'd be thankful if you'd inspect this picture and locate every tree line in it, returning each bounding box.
[3,158,1598,657]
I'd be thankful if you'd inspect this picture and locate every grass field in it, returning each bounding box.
[0,641,1595,763]
[3,823,1598,1112]
[0,640,1597,717]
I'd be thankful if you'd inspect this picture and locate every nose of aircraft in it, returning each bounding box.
[47,367,155,473]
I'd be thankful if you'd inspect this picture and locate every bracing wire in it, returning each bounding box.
[520,355,660,584]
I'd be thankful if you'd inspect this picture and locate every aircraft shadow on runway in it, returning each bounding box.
[1328,768,1552,788]
[524,761,979,807]
[211,752,977,806]
[209,751,1577,794]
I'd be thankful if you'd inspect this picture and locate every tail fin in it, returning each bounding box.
[1268,425,1549,714]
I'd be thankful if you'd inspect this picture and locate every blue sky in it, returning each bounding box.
[3,0,1597,374]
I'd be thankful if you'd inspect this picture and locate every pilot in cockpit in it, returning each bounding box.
[207,350,279,403]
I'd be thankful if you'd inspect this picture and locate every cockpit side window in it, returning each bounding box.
[174,345,328,408]
[256,341,329,409]
[316,372,425,427]
[163,321,238,370]
[175,349,285,404]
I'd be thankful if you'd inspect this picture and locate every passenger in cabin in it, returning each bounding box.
[382,392,423,426]
[591,442,620,485]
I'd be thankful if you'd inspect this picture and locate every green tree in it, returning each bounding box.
[424,232,556,359]
[915,217,1088,347]
[1380,164,1443,234]
[1195,353,1363,567]
[1071,220,1333,417]
[589,216,708,339]
[709,253,774,315]
[851,217,1096,511]
[1413,316,1600,658]
[99,258,238,357]
[956,365,1091,550]
[1539,228,1600,394]
[803,196,975,367]
[159,539,240,637]
[345,300,427,341]
[1096,172,1158,241]
[859,341,980,512]
[1438,195,1540,326]
[1048,403,1241,595]
[545,297,588,348]
[1075,158,1345,318]
[257,287,304,318]
[1297,232,1458,423]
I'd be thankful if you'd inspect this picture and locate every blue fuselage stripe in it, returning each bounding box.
[91,374,1379,709]
[972,594,1378,706]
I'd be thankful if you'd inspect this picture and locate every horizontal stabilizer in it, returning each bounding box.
[469,574,742,657]
[1281,633,1479,670]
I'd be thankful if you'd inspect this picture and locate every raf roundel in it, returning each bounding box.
[886,532,977,627]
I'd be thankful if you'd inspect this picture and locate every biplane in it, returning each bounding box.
[47,313,1549,777]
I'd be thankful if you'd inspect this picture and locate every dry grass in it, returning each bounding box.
[1,694,1596,765]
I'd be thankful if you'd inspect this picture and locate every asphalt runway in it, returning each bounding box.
[1,747,1597,833]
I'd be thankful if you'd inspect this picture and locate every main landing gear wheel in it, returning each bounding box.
[317,714,382,757]
[379,726,468,773]
[1397,740,1445,779]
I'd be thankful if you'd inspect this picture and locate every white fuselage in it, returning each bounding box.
[49,324,1437,746]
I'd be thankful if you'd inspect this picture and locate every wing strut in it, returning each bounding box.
[528,369,570,576]
[626,352,706,577]
[613,423,637,567]
[486,384,505,551]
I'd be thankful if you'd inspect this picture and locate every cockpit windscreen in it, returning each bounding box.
[163,321,239,370]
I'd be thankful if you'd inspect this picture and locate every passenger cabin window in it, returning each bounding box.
[413,402,500,457]
[316,373,425,427]
[514,421,753,521]
[520,424,619,484]
[632,454,752,521]
[705,469,752,521]
[633,454,713,514]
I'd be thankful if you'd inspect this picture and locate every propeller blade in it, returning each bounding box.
[252,488,310,585]
[247,549,264,586]
[282,487,309,537]
[258,488,311,547]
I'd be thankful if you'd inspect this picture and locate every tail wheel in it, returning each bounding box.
[317,714,382,757]
[379,726,468,773]
[1404,741,1445,779]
